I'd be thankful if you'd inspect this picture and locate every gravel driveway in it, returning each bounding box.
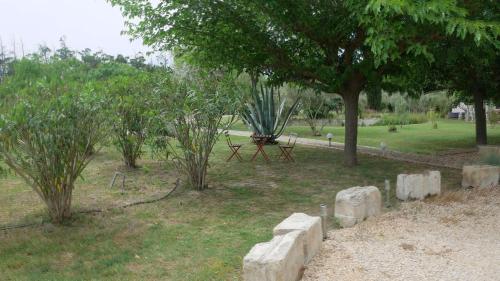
[303,188,500,281]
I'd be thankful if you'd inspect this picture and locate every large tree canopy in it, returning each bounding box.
[111,0,499,165]
[429,1,499,145]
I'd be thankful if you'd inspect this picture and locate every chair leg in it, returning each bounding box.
[227,147,239,162]
[234,147,243,161]
[261,147,270,162]
[283,148,294,162]
[252,144,270,162]
[251,145,261,161]
[277,147,286,160]
[227,151,236,162]
[288,148,295,162]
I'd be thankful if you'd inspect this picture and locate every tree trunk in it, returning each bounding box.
[124,155,137,169]
[473,90,487,145]
[343,93,359,166]
[47,187,73,224]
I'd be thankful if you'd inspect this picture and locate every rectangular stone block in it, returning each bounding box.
[478,145,500,159]
[243,230,305,281]
[334,186,382,228]
[427,171,441,195]
[396,171,441,201]
[462,165,499,188]
[273,213,322,264]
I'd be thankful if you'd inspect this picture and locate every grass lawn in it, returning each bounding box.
[231,119,500,154]
[0,137,462,280]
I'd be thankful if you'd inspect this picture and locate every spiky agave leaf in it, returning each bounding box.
[241,84,300,141]
[274,97,301,138]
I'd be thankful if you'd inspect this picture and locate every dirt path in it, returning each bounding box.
[302,188,500,281]
[226,130,479,169]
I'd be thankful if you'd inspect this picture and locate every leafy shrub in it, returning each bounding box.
[301,91,342,136]
[358,93,368,115]
[388,93,409,114]
[107,71,157,168]
[427,110,439,129]
[152,70,242,190]
[488,109,499,128]
[376,113,428,126]
[418,92,454,117]
[0,88,107,223]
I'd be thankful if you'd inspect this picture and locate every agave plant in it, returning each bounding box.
[241,85,300,143]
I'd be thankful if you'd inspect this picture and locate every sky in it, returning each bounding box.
[0,0,153,58]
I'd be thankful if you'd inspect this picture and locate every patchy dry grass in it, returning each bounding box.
[0,137,462,280]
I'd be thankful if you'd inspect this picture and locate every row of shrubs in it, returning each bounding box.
[0,52,245,224]
[375,113,428,126]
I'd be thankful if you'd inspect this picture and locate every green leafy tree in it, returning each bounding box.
[152,69,242,190]
[429,1,499,145]
[0,86,107,224]
[54,37,75,60]
[110,0,495,166]
[107,69,157,168]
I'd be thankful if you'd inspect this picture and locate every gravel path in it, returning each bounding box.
[302,188,500,281]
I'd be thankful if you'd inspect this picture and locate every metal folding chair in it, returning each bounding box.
[278,133,298,162]
[225,132,243,162]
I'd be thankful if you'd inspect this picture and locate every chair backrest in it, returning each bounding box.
[225,131,234,146]
[287,133,298,147]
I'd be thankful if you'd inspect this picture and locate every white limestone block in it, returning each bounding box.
[243,230,305,281]
[462,165,499,189]
[427,171,441,196]
[273,213,322,264]
[396,171,441,201]
[334,186,382,228]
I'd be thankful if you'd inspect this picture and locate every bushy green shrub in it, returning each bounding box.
[301,91,342,136]
[418,92,454,117]
[375,113,428,126]
[107,70,158,168]
[488,109,499,128]
[388,93,409,114]
[427,110,439,129]
[358,93,368,115]
[0,87,107,223]
[152,69,243,190]
[379,91,454,117]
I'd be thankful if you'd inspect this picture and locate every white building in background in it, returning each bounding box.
[451,102,474,121]
[451,102,499,122]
